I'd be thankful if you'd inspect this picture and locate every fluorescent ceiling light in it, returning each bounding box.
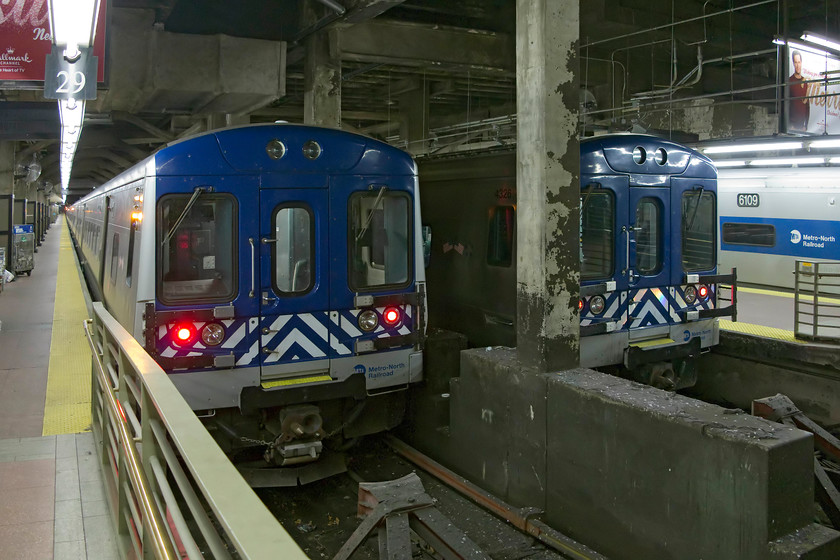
[749,157,825,166]
[703,142,802,154]
[801,32,840,53]
[808,139,840,149]
[773,37,835,58]
[48,0,100,57]
[830,157,840,164]
[712,160,747,167]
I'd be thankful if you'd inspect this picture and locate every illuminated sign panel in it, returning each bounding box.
[785,44,840,135]
[0,0,106,83]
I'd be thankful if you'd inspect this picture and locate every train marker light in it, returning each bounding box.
[201,323,225,346]
[698,285,709,300]
[383,307,401,326]
[684,285,698,304]
[130,211,143,223]
[358,310,379,332]
[578,299,584,312]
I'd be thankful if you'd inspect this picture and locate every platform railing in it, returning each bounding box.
[84,301,308,559]
[794,260,840,343]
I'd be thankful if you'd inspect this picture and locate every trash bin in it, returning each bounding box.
[12,224,34,276]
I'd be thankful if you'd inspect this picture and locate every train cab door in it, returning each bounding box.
[257,186,331,381]
[625,186,672,334]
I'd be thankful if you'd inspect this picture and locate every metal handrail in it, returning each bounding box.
[794,261,840,342]
[85,301,309,559]
[84,318,176,560]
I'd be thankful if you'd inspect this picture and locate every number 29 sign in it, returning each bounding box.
[43,45,97,100]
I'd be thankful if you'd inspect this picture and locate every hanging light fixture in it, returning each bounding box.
[47,0,102,192]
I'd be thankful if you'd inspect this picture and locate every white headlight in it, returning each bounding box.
[201,323,225,346]
[589,295,606,315]
[358,310,378,332]
[684,285,697,304]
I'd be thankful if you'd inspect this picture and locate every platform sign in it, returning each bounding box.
[43,45,97,100]
[0,0,107,83]
[13,225,34,234]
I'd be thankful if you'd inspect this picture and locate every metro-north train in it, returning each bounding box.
[718,166,840,290]
[419,134,737,389]
[67,124,426,482]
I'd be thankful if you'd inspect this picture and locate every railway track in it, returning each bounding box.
[255,435,603,560]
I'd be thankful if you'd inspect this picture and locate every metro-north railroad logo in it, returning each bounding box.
[790,230,802,244]
[354,364,366,375]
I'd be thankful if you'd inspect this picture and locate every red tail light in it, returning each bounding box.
[383,307,401,326]
[174,323,196,345]
[698,285,709,299]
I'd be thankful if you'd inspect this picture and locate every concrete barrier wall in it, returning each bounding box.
[428,346,840,560]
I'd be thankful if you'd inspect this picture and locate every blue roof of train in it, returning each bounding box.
[155,123,416,176]
[581,134,716,178]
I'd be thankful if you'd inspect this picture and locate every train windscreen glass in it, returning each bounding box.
[487,206,515,267]
[274,205,313,294]
[681,191,715,271]
[158,194,238,303]
[581,189,614,279]
[636,199,662,275]
[349,190,410,289]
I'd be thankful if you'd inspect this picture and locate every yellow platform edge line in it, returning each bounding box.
[719,320,805,344]
[43,219,93,436]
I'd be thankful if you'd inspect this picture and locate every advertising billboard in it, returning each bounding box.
[0,0,106,83]
[785,43,840,134]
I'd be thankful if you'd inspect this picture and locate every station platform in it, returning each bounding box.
[0,216,118,559]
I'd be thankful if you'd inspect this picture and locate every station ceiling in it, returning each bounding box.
[1,0,838,201]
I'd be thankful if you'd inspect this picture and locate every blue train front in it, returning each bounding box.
[578,135,737,388]
[137,124,425,471]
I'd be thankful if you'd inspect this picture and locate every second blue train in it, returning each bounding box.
[419,134,738,389]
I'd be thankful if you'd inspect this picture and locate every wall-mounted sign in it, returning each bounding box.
[0,0,106,83]
[784,44,840,135]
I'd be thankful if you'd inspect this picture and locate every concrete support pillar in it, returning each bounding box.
[0,142,14,274]
[515,0,580,371]
[399,81,430,155]
[304,30,341,128]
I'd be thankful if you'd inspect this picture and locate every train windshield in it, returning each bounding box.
[349,189,411,290]
[157,194,238,303]
[681,190,716,271]
[581,187,614,279]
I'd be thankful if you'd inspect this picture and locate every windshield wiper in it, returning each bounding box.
[355,186,387,242]
[686,186,705,232]
[161,187,207,248]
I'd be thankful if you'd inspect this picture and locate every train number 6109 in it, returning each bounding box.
[737,193,760,207]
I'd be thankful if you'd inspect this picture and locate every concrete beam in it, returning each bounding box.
[112,111,175,142]
[342,0,409,23]
[335,20,514,74]
[304,30,341,128]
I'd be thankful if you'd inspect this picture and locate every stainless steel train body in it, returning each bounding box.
[67,123,426,470]
[718,166,840,289]
[420,134,736,388]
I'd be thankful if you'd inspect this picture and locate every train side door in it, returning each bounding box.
[258,187,331,380]
[626,186,671,331]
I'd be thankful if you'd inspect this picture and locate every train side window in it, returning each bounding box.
[349,189,411,290]
[110,233,119,286]
[273,205,313,294]
[581,189,614,279]
[487,206,515,267]
[158,194,238,304]
[721,223,776,247]
[635,198,662,275]
[126,219,137,288]
[682,190,716,271]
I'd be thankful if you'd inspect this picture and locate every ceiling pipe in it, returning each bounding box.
[581,0,777,49]
[314,0,345,15]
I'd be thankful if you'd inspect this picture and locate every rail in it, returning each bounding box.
[794,261,840,343]
[84,301,308,559]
